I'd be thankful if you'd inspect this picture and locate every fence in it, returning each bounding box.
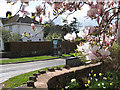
[2,41,79,58]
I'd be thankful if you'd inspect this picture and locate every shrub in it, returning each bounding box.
[1,29,22,42]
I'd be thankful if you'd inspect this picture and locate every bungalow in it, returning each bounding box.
[2,13,44,42]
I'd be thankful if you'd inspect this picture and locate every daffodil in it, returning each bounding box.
[110,83,113,85]
[88,80,90,84]
[22,32,27,37]
[99,73,102,76]
[91,70,93,73]
[103,77,107,80]
[85,84,88,87]
[94,74,96,77]
[89,73,91,76]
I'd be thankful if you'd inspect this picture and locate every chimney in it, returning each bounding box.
[6,11,12,18]
[31,13,35,20]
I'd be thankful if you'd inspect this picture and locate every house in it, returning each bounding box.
[0,18,4,51]
[2,14,44,42]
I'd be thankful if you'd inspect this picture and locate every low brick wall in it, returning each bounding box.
[29,62,112,89]
[31,62,113,89]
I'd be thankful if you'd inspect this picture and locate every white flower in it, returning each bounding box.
[95,78,98,81]
[98,84,100,86]
[71,78,76,83]
[103,86,106,89]
[64,32,76,41]
[77,29,88,38]
[83,42,91,53]
[77,45,84,52]
[64,33,72,40]
[102,83,104,85]
[65,86,69,89]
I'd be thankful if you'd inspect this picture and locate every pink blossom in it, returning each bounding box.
[90,45,100,54]
[97,16,100,24]
[88,26,96,34]
[98,48,110,58]
[97,4,104,14]
[87,8,98,18]
[86,51,98,60]
[21,5,30,17]
[64,32,76,41]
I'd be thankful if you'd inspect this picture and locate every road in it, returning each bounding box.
[0,58,66,84]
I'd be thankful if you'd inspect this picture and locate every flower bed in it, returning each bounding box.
[27,62,117,89]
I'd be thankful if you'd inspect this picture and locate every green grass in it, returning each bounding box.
[1,53,74,64]
[2,65,64,88]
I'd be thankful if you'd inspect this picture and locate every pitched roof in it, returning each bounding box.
[2,15,39,25]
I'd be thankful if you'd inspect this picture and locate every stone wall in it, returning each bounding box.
[27,62,112,89]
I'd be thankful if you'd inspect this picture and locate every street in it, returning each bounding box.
[0,58,66,84]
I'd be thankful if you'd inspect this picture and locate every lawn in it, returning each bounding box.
[1,53,74,64]
[2,65,64,88]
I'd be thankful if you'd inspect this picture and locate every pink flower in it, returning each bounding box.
[88,26,96,34]
[86,51,98,60]
[98,48,110,58]
[87,8,98,18]
[90,45,100,54]
[21,5,29,17]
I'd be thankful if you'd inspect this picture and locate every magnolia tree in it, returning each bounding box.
[64,1,119,63]
[6,0,119,63]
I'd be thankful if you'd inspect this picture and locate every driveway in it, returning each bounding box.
[0,58,66,84]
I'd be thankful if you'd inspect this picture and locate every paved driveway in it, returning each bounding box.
[0,58,66,83]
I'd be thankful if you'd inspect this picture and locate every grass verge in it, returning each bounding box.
[2,65,64,88]
[1,53,74,64]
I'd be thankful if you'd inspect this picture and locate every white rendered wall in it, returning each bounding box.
[0,19,4,51]
[3,23,44,42]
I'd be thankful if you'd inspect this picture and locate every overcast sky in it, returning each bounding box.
[0,0,98,26]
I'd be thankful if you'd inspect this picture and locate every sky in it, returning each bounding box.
[0,0,98,26]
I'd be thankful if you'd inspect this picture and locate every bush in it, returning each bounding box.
[109,42,120,64]
[1,29,22,42]
[44,32,62,41]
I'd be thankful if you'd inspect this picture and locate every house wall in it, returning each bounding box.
[0,19,4,51]
[3,23,44,42]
